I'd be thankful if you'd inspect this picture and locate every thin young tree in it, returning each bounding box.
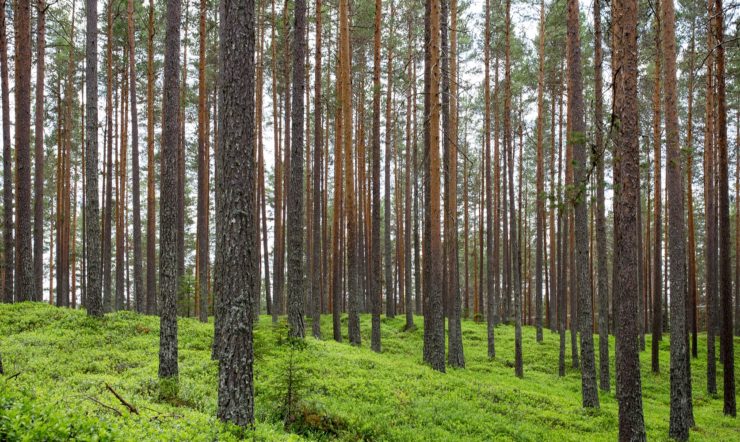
[613,0,646,436]
[159,0,182,381]
[216,0,257,425]
[287,0,307,338]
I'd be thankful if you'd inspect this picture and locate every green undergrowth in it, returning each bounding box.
[1,302,738,441]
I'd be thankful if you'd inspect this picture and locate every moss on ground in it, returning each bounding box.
[0,302,738,441]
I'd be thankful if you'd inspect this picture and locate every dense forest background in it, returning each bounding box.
[0,0,739,438]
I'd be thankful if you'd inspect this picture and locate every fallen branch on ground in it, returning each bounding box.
[86,396,123,416]
[105,382,139,415]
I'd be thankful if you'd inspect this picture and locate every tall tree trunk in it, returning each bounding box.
[557,77,566,377]
[116,56,128,312]
[549,84,557,332]
[257,10,271,317]
[613,0,646,435]
[704,0,717,395]
[384,3,395,319]
[0,0,11,304]
[534,0,545,342]
[484,0,495,359]
[370,0,382,351]
[288,0,307,338]
[127,0,144,314]
[735,109,739,338]
[33,0,46,301]
[504,0,522,378]
[216,0,257,425]
[445,0,463,367]
[146,0,157,315]
[159,0,182,381]
[593,0,609,392]
[331,20,344,342]
[712,0,735,417]
[340,0,358,344]
[403,10,414,331]
[84,0,102,315]
[651,4,663,373]
[103,1,114,312]
[686,21,698,353]
[567,0,598,407]
[311,0,323,339]
[176,0,190,287]
[196,0,209,322]
[14,0,34,301]
[280,0,292,319]
[270,0,283,321]
[422,0,445,372]
[663,0,692,435]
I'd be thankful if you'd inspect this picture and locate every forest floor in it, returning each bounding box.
[0,303,739,441]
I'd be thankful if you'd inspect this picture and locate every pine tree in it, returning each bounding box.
[484,0,495,359]
[423,0,445,373]
[704,0,717,395]
[384,1,396,319]
[195,0,208,323]
[534,0,545,344]
[370,0,382,352]
[311,0,323,339]
[613,0,646,436]
[0,0,11,304]
[567,0,598,406]
[146,0,157,315]
[33,0,46,301]
[593,0,609,392]
[663,0,693,434]
[445,0,463,367]
[159,0,182,381]
[128,0,144,314]
[712,0,735,417]
[651,3,663,373]
[216,0,257,425]
[288,0,307,339]
[84,0,102,316]
[14,0,34,301]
